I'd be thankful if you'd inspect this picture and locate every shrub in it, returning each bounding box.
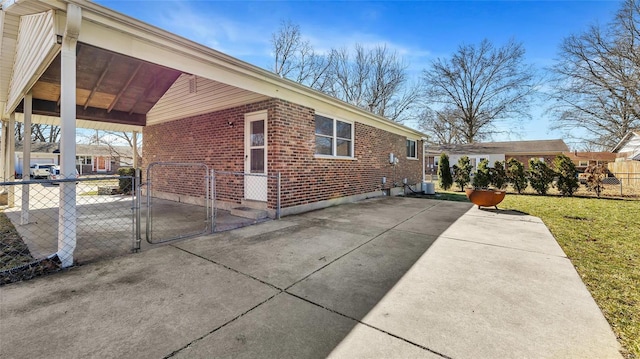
[438,153,453,190]
[452,156,473,191]
[584,164,606,197]
[491,160,508,189]
[527,159,555,195]
[117,167,136,194]
[506,158,528,194]
[554,154,579,196]
[472,159,491,188]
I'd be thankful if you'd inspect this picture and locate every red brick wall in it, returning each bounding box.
[143,98,423,210]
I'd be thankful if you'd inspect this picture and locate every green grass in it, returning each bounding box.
[0,211,34,271]
[431,190,639,358]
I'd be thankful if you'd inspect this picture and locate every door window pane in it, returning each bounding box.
[250,148,264,173]
[251,120,265,146]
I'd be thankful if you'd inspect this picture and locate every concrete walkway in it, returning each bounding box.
[0,197,622,358]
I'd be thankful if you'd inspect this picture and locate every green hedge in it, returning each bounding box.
[117,167,136,194]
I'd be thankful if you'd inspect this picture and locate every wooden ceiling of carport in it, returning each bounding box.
[15,42,182,127]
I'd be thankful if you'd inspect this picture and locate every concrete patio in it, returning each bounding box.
[0,196,623,358]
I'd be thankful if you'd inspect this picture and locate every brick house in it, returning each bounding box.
[425,139,569,173]
[14,141,132,176]
[561,151,617,172]
[1,0,426,218]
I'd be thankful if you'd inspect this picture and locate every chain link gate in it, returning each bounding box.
[143,162,212,244]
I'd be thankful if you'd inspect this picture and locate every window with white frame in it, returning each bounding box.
[315,114,353,157]
[76,155,92,165]
[406,139,417,159]
[579,160,589,167]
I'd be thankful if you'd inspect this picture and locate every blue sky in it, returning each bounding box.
[96,0,622,144]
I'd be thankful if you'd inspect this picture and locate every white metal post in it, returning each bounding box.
[133,131,138,169]
[57,4,81,268]
[21,92,32,224]
[0,121,4,181]
[7,113,15,206]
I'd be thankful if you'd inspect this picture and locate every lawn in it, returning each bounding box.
[424,191,639,358]
[0,211,34,271]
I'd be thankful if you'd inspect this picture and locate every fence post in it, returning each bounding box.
[134,169,141,251]
[211,170,216,233]
[146,165,152,243]
[277,172,281,220]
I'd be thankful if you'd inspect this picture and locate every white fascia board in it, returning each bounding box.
[12,112,143,132]
[611,132,633,153]
[56,1,425,139]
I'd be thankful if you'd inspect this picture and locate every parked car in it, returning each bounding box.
[29,163,55,179]
[48,166,80,184]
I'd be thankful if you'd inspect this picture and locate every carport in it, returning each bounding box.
[0,0,296,267]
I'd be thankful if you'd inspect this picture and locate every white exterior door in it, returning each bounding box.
[244,111,268,202]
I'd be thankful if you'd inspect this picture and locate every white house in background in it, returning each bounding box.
[612,131,640,161]
[14,141,133,176]
[425,139,570,173]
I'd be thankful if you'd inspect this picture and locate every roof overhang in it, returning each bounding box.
[1,0,426,139]
[611,131,636,153]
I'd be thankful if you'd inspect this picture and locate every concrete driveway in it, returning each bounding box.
[0,197,622,358]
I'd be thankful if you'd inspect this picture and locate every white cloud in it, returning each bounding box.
[152,1,271,59]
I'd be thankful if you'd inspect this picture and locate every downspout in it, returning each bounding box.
[57,4,81,268]
[421,137,428,183]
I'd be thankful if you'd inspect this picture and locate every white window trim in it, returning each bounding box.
[406,139,418,160]
[314,113,355,159]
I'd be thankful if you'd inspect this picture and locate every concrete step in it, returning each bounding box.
[231,206,269,220]
[240,199,268,210]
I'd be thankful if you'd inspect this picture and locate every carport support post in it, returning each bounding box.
[20,92,32,224]
[132,131,138,169]
[6,113,15,206]
[57,4,81,268]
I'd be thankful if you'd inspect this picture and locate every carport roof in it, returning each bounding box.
[1,0,426,139]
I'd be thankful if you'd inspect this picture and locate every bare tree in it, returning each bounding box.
[14,123,60,143]
[423,39,537,143]
[549,0,640,149]
[326,44,422,122]
[103,131,142,166]
[270,21,421,123]
[417,107,464,144]
[82,130,141,166]
[271,20,334,92]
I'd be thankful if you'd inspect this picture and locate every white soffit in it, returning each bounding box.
[5,10,60,115]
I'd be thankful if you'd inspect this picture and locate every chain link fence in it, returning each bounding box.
[424,173,640,198]
[0,166,284,285]
[599,173,640,197]
[0,176,135,284]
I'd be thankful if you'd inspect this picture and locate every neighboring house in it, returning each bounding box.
[611,131,640,161]
[561,151,617,172]
[1,1,426,217]
[609,131,640,177]
[425,139,570,173]
[14,141,132,176]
